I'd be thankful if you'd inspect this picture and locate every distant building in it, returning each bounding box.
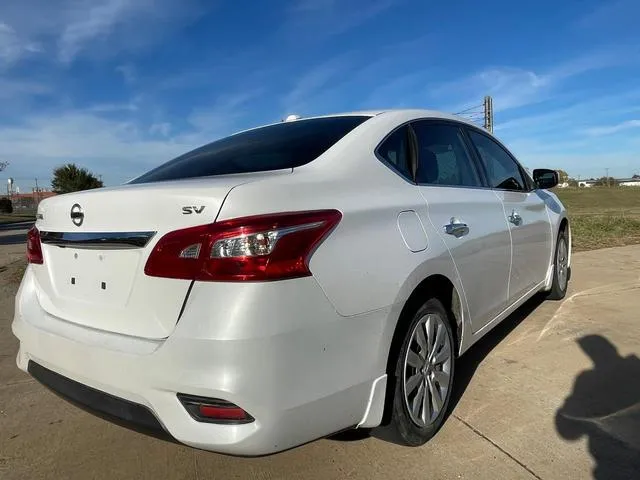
[10,191,57,209]
[618,177,640,187]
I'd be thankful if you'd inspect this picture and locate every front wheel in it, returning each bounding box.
[386,298,455,446]
[547,227,570,300]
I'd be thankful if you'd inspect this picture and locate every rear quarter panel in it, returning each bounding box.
[215,143,469,338]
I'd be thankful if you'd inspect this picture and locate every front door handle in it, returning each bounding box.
[508,210,522,226]
[444,218,469,237]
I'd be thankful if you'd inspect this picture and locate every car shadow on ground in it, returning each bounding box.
[331,293,547,444]
[555,334,640,480]
[447,293,547,414]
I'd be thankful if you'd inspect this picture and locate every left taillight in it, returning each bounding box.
[27,226,44,264]
[144,209,342,282]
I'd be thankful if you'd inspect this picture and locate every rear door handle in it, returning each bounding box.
[508,210,522,226]
[444,218,469,237]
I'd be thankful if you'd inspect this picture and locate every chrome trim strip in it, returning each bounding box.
[40,231,156,249]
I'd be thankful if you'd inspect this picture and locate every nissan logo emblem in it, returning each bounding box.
[70,204,84,227]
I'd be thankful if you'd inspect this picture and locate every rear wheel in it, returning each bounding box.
[386,298,455,445]
[547,227,570,300]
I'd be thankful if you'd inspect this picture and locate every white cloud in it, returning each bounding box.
[149,122,171,137]
[0,78,50,99]
[286,0,396,37]
[84,102,138,113]
[0,0,209,66]
[575,0,638,30]
[0,87,264,187]
[115,63,136,84]
[283,53,354,112]
[179,89,267,147]
[584,119,640,136]
[0,22,42,66]
[437,48,632,114]
[495,88,640,135]
[0,111,192,187]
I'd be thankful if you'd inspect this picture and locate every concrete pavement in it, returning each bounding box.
[1,243,639,479]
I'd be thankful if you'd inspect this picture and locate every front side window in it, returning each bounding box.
[411,122,482,187]
[467,130,527,191]
[376,125,412,180]
[130,116,370,184]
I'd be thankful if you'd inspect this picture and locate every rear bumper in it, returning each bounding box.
[27,361,173,440]
[12,266,391,456]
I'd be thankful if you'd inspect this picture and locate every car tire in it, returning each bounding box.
[547,227,570,300]
[385,297,455,446]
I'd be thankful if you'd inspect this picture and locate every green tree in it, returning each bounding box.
[594,176,618,187]
[0,197,12,213]
[52,163,103,194]
[557,169,569,183]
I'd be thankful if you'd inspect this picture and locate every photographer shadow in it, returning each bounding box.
[556,335,640,479]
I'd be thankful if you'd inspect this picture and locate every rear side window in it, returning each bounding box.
[376,125,412,180]
[412,122,482,187]
[130,116,370,184]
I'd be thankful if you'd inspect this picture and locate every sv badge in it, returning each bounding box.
[182,206,206,214]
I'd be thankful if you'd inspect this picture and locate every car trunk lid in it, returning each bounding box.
[31,172,289,339]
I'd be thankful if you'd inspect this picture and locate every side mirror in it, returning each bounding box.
[533,169,559,189]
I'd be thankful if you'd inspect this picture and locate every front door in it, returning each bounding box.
[466,129,553,302]
[411,120,511,333]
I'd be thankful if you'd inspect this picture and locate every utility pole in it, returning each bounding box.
[483,96,494,134]
[35,178,39,205]
[605,168,609,188]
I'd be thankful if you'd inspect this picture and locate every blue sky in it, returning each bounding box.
[1,0,639,191]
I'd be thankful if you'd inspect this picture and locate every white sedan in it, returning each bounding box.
[13,109,570,455]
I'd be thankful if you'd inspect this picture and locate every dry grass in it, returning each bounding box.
[555,187,640,251]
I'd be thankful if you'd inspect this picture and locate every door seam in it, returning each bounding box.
[492,189,513,302]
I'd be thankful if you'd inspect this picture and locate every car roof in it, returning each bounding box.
[283,109,481,128]
[220,109,483,141]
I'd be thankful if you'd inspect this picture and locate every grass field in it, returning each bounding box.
[555,187,640,251]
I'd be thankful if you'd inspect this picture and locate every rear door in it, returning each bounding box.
[466,128,553,302]
[412,120,511,333]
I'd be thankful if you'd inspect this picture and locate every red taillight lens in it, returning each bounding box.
[144,210,341,282]
[26,226,44,264]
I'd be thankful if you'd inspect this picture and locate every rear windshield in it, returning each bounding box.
[130,115,370,184]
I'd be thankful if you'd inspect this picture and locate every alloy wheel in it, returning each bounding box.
[402,313,453,427]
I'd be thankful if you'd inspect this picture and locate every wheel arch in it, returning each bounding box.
[559,216,571,267]
[379,272,464,426]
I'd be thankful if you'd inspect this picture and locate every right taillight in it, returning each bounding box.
[27,226,44,264]
[144,209,341,282]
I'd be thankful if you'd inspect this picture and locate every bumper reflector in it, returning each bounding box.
[178,394,254,424]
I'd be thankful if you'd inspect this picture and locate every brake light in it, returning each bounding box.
[27,226,44,264]
[145,210,341,281]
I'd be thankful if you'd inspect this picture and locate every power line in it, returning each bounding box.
[454,104,484,115]
[454,96,494,133]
